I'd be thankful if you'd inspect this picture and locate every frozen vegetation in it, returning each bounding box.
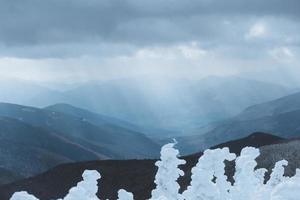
[10,143,300,200]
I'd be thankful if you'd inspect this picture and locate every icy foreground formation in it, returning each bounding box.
[10,143,300,200]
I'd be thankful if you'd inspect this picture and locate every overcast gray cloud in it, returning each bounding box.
[0,0,299,83]
[0,0,299,47]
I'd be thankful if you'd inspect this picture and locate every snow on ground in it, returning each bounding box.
[10,143,300,200]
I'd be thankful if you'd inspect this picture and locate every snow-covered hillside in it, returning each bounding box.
[10,143,300,200]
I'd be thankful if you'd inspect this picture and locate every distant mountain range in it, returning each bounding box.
[0,117,101,181]
[0,76,295,134]
[0,103,160,184]
[175,91,300,154]
[0,79,62,106]
[1,75,300,189]
[0,132,298,200]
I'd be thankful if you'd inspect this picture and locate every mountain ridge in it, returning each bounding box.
[0,132,295,200]
[0,103,160,185]
[0,102,160,160]
[26,76,295,132]
[174,91,300,154]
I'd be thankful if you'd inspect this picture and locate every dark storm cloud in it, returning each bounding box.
[0,0,299,48]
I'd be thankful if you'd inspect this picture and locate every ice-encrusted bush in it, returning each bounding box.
[151,142,186,200]
[10,192,38,200]
[182,147,236,200]
[60,170,100,200]
[117,189,134,200]
[10,143,300,200]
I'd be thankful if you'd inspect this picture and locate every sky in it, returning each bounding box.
[0,0,299,84]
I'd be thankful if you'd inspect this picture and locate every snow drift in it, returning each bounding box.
[10,143,300,200]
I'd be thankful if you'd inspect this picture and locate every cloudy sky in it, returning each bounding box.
[0,0,299,83]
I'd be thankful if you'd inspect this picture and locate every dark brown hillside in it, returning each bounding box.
[0,132,293,200]
[210,132,286,155]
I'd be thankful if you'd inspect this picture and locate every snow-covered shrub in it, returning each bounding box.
[61,170,100,200]
[9,143,300,200]
[117,189,134,200]
[230,147,264,199]
[271,169,300,200]
[150,142,186,200]
[183,147,236,200]
[10,192,38,200]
